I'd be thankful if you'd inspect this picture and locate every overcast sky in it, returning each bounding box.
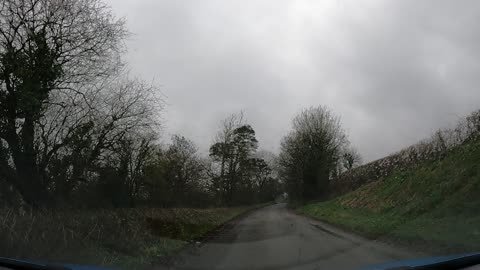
[104,0,480,162]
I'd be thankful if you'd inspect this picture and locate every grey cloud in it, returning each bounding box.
[105,0,480,161]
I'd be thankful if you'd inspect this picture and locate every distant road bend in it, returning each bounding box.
[167,203,419,270]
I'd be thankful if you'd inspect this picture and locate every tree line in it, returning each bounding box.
[143,114,282,208]
[0,0,361,209]
[0,0,283,209]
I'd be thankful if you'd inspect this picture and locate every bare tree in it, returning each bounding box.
[144,135,206,206]
[165,135,204,199]
[255,150,279,178]
[208,113,244,204]
[44,77,161,205]
[279,106,350,201]
[342,146,362,171]
[209,113,274,205]
[112,132,155,207]
[0,0,127,206]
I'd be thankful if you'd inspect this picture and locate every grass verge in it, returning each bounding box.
[0,206,259,269]
[298,139,480,255]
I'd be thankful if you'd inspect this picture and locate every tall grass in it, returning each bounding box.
[0,207,247,268]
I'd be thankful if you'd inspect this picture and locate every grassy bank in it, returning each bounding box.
[298,138,480,254]
[0,206,255,269]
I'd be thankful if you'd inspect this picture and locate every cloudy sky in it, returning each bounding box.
[104,0,480,162]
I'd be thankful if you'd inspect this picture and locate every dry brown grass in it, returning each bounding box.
[0,207,247,268]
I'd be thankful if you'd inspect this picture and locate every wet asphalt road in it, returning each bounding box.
[168,203,420,270]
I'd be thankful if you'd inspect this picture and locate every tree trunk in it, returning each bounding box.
[5,117,51,207]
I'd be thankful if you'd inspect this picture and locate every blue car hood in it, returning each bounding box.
[0,257,116,270]
[361,252,480,270]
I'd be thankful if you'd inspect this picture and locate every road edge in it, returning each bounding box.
[155,202,275,268]
[290,208,428,259]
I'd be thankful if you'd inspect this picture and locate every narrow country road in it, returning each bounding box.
[167,203,421,270]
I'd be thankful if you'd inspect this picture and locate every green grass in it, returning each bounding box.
[298,139,480,254]
[0,206,255,269]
